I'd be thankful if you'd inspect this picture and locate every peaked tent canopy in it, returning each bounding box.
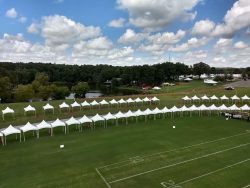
[220,95,229,100]
[208,104,218,111]
[59,102,70,109]
[182,96,191,101]
[118,99,127,104]
[134,97,143,103]
[81,101,90,107]
[151,96,160,102]
[210,95,219,100]
[103,112,116,120]
[1,125,21,144]
[142,97,151,102]
[79,115,92,124]
[191,95,200,101]
[36,120,51,130]
[65,117,80,125]
[2,107,14,115]
[71,101,81,108]
[43,103,54,114]
[228,104,240,111]
[240,104,250,111]
[90,100,100,106]
[99,100,109,105]
[201,95,210,100]
[126,98,135,103]
[24,105,36,112]
[124,110,136,117]
[109,99,118,105]
[218,104,229,111]
[241,95,250,101]
[51,118,66,128]
[231,95,240,100]
[20,122,37,132]
[180,105,189,112]
[134,109,145,116]
[91,114,105,122]
[114,111,126,119]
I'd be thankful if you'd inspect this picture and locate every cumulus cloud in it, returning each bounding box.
[108,18,126,28]
[234,41,248,49]
[169,37,209,52]
[191,19,215,36]
[27,23,40,34]
[117,0,199,30]
[118,29,147,44]
[18,16,27,23]
[214,38,232,49]
[5,8,17,18]
[212,0,250,37]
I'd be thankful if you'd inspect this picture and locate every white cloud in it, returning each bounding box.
[5,8,17,18]
[214,38,232,49]
[148,30,185,44]
[117,0,199,30]
[27,23,40,34]
[29,15,101,50]
[108,18,126,28]
[169,37,208,52]
[18,16,27,23]
[118,29,147,44]
[234,41,248,49]
[212,0,250,37]
[192,19,215,36]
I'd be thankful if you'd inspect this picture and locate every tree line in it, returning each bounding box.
[0,61,248,103]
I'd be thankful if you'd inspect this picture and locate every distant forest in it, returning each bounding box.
[0,62,248,86]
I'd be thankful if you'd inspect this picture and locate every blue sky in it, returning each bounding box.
[0,0,249,67]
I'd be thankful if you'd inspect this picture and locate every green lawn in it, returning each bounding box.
[0,116,249,187]
[0,80,250,187]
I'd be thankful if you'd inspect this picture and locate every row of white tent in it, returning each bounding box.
[182,94,250,102]
[1,103,250,145]
[1,96,160,119]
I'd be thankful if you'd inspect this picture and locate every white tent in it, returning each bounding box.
[43,103,54,114]
[161,106,171,114]
[103,112,116,127]
[220,95,229,101]
[210,95,219,101]
[51,118,66,135]
[241,95,250,101]
[198,104,209,111]
[90,100,100,108]
[218,104,229,111]
[134,97,143,103]
[20,122,37,141]
[228,104,240,111]
[71,101,81,110]
[91,114,105,128]
[1,125,21,145]
[118,99,127,105]
[59,102,70,112]
[184,77,193,81]
[142,97,151,103]
[152,86,161,90]
[170,106,180,112]
[134,109,145,117]
[78,115,93,130]
[179,105,189,112]
[81,101,90,107]
[189,105,199,111]
[114,111,126,119]
[2,107,14,120]
[35,120,52,138]
[109,99,118,106]
[126,98,135,103]
[124,110,136,118]
[152,107,162,120]
[201,95,210,101]
[143,108,153,115]
[65,117,80,132]
[24,105,36,116]
[182,96,191,101]
[240,104,250,111]
[231,95,240,101]
[191,95,200,101]
[208,104,218,111]
[99,99,109,106]
[151,96,160,102]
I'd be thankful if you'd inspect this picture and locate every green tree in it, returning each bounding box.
[0,77,12,102]
[71,82,89,98]
[38,85,53,100]
[51,85,70,100]
[193,62,211,79]
[14,84,34,102]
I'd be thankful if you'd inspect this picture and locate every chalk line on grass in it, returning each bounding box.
[95,168,112,188]
[108,142,250,184]
[99,132,249,171]
[177,158,250,185]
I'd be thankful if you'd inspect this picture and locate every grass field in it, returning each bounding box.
[0,116,249,187]
[0,80,250,188]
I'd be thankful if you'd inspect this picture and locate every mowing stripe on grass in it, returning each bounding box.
[95,168,112,188]
[177,158,250,186]
[109,142,250,184]
[99,132,249,170]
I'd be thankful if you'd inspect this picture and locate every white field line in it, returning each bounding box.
[242,184,250,188]
[95,168,112,188]
[177,158,250,185]
[98,132,249,170]
[109,142,250,184]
